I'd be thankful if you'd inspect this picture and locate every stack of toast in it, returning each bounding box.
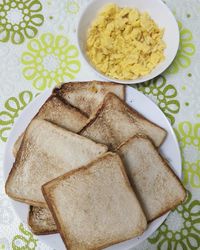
[5,81,186,250]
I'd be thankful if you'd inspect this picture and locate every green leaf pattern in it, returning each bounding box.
[65,1,80,14]
[166,21,196,74]
[21,33,81,91]
[0,0,199,250]
[12,224,38,250]
[0,0,44,44]
[175,122,200,188]
[0,91,33,142]
[137,75,180,125]
[148,192,200,250]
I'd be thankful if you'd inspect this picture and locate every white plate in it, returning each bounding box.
[3,85,182,250]
[77,0,179,84]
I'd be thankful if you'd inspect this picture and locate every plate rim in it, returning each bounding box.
[2,85,182,249]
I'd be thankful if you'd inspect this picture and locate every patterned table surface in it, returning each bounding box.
[0,0,199,249]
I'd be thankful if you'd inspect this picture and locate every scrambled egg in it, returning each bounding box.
[86,4,166,80]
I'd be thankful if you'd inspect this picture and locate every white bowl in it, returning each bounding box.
[77,0,179,84]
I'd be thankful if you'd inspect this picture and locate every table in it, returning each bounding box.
[0,0,199,249]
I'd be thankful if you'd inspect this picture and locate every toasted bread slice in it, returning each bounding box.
[12,95,88,158]
[11,96,89,233]
[6,119,107,207]
[117,135,186,221]
[42,152,147,250]
[80,93,167,149]
[28,206,57,235]
[36,95,88,131]
[54,81,125,117]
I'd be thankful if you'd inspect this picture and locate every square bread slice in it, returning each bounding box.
[6,119,107,207]
[53,81,125,117]
[11,96,89,234]
[28,206,57,235]
[80,93,167,149]
[117,135,186,221]
[12,95,88,157]
[42,152,147,250]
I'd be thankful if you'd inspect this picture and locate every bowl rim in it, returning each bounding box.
[76,0,180,84]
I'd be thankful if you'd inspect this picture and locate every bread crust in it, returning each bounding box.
[53,81,125,117]
[5,120,48,207]
[53,80,125,99]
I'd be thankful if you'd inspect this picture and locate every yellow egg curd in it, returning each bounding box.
[86,3,166,80]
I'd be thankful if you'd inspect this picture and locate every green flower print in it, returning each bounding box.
[148,191,200,250]
[166,22,196,74]
[0,0,44,44]
[137,75,180,125]
[0,90,33,142]
[12,223,37,250]
[175,121,200,188]
[66,1,80,14]
[21,33,81,91]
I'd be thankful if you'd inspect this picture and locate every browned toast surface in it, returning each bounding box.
[80,93,167,149]
[42,152,147,250]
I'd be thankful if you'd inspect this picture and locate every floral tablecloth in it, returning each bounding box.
[0,0,199,249]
